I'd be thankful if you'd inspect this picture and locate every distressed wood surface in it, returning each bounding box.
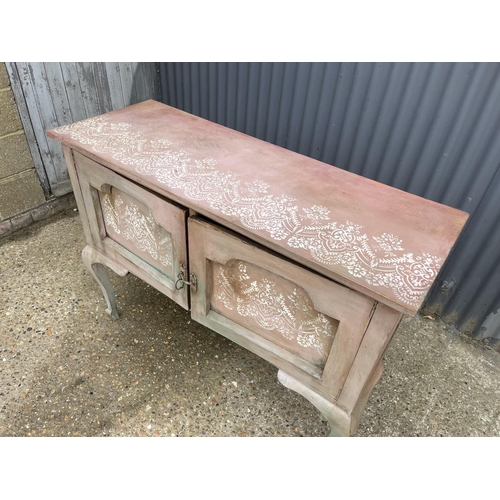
[43,63,73,127]
[104,63,125,111]
[16,62,63,189]
[48,100,469,314]
[349,361,384,436]
[9,62,158,197]
[62,147,93,245]
[337,303,403,416]
[60,63,89,123]
[277,370,351,437]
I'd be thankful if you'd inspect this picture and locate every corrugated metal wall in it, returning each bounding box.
[159,62,500,346]
[7,62,159,198]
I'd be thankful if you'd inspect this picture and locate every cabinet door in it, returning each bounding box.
[73,151,189,310]
[188,217,376,401]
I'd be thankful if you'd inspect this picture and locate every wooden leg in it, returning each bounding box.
[81,245,129,320]
[277,370,351,437]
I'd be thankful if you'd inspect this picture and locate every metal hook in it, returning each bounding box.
[175,264,197,292]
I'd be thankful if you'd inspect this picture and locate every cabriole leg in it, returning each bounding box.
[81,245,129,320]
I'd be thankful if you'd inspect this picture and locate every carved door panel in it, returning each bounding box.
[188,217,376,401]
[73,150,189,309]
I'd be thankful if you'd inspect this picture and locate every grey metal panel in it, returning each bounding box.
[7,62,160,197]
[431,164,500,333]
[159,62,500,343]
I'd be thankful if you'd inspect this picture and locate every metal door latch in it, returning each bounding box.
[175,263,197,292]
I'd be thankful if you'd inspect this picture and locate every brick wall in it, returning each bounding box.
[0,63,74,237]
[0,63,45,222]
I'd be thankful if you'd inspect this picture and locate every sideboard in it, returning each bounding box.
[48,100,468,436]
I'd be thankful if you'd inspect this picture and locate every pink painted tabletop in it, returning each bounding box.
[48,100,469,315]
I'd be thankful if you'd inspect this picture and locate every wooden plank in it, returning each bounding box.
[6,61,158,200]
[43,63,73,125]
[131,62,148,103]
[119,62,138,106]
[50,179,73,196]
[5,62,50,198]
[104,62,125,110]
[349,361,383,435]
[42,63,74,189]
[15,62,61,188]
[75,62,101,117]
[60,63,88,122]
[28,63,68,185]
[320,295,375,398]
[91,62,113,113]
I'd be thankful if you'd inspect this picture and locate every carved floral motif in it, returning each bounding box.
[55,116,443,306]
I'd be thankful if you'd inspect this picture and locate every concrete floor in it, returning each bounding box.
[1,208,499,437]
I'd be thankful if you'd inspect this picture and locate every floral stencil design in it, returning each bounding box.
[100,190,173,271]
[55,116,443,307]
[373,233,404,257]
[213,260,335,360]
